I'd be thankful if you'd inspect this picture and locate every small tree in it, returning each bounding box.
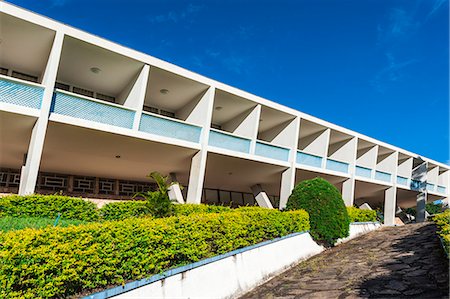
[135,172,175,218]
[286,177,350,246]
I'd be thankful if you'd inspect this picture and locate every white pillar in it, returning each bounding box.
[342,178,355,206]
[186,87,215,204]
[279,117,300,210]
[122,64,150,130]
[279,167,296,209]
[18,32,64,195]
[384,186,397,226]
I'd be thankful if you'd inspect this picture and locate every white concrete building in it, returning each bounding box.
[0,2,448,225]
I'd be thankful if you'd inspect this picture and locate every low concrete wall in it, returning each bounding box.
[337,222,382,244]
[84,232,324,299]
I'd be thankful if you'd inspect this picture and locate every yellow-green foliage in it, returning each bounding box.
[346,207,377,223]
[0,209,309,298]
[99,201,152,220]
[433,210,450,255]
[0,194,98,221]
[173,203,231,215]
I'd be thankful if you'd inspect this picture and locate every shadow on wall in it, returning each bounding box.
[357,224,449,297]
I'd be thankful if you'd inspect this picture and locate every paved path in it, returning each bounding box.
[240,223,449,298]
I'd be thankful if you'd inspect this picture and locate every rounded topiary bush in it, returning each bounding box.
[286,177,350,246]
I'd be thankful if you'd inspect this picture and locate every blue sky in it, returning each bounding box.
[10,0,449,164]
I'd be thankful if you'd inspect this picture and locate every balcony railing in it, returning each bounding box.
[254,141,290,162]
[51,90,135,129]
[326,158,349,173]
[355,166,372,178]
[437,185,446,194]
[396,176,408,186]
[296,151,323,168]
[375,170,391,182]
[426,183,435,192]
[0,76,44,109]
[139,112,202,143]
[208,129,251,153]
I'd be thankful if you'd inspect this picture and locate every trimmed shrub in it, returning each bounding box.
[433,210,450,255]
[0,216,87,232]
[0,209,309,298]
[99,201,152,220]
[347,207,377,223]
[286,177,350,246]
[0,194,98,221]
[173,204,231,216]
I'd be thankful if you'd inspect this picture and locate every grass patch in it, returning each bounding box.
[0,216,88,232]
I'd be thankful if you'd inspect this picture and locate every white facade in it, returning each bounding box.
[0,2,449,225]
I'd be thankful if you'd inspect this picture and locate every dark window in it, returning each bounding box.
[11,71,38,83]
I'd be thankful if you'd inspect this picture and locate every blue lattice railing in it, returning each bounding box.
[296,151,323,168]
[426,183,435,192]
[139,112,202,143]
[255,141,290,162]
[437,186,446,194]
[0,77,44,109]
[375,170,391,182]
[208,129,251,153]
[396,176,409,186]
[326,159,349,173]
[51,91,135,129]
[356,166,372,178]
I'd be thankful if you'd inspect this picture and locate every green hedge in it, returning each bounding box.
[0,216,88,232]
[0,209,309,298]
[433,210,450,256]
[99,201,152,220]
[347,207,377,222]
[174,203,232,215]
[0,195,98,221]
[286,178,350,246]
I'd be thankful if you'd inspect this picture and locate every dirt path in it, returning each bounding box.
[240,222,449,298]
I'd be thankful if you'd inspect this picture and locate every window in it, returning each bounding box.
[55,82,70,91]
[96,93,115,103]
[73,86,94,98]
[11,71,38,83]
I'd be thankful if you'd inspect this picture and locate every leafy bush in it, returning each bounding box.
[0,194,98,221]
[347,207,377,222]
[0,209,309,298]
[286,177,350,246]
[433,210,450,256]
[135,172,175,218]
[0,216,88,232]
[405,203,443,217]
[174,204,231,216]
[99,201,151,221]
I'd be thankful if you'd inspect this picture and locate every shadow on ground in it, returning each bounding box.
[357,223,449,298]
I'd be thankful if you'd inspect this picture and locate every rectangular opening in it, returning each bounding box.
[11,71,38,83]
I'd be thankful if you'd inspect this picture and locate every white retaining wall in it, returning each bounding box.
[337,222,382,244]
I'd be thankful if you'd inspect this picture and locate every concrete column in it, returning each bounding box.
[251,184,273,208]
[416,192,427,222]
[342,178,355,206]
[186,150,208,204]
[186,87,215,204]
[279,167,296,209]
[384,186,397,226]
[18,32,64,195]
[279,117,300,210]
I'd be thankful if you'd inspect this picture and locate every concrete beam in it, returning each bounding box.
[251,184,273,209]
